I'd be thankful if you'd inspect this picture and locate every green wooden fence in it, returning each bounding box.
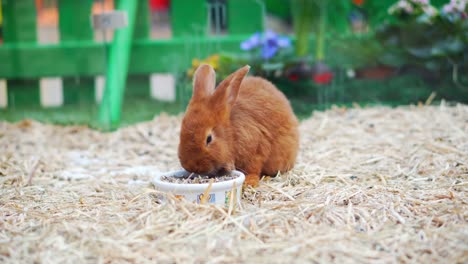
[0,0,264,129]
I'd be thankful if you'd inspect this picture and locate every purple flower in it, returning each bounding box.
[261,43,278,59]
[442,0,467,14]
[240,30,291,59]
[241,33,261,50]
[276,36,291,48]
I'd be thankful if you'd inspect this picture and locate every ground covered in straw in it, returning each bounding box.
[1,104,467,263]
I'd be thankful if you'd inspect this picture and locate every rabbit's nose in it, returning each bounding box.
[182,161,211,175]
[180,161,197,174]
[214,166,232,176]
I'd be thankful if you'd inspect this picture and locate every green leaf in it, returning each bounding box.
[379,51,407,67]
[430,46,446,57]
[444,39,465,53]
[424,60,441,71]
[261,62,284,71]
[416,14,433,24]
[406,47,433,58]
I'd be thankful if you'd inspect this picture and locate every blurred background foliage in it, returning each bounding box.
[0,0,466,129]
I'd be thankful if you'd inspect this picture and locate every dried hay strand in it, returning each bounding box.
[0,104,467,263]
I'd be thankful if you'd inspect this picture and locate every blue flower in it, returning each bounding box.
[241,32,261,50]
[240,30,291,59]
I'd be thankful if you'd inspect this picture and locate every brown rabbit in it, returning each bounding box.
[178,64,299,187]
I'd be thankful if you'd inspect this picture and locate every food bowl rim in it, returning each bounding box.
[153,169,245,192]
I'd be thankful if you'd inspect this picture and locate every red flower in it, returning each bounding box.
[288,73,299,81]
[313,72,334,84]
[352,0,365,6]
[150,0,170,11]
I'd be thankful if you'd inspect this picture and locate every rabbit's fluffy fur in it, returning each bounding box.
[178,64,299,187]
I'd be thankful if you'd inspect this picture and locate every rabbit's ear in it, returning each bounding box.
[192,64,216,100]
[212,65,250,109]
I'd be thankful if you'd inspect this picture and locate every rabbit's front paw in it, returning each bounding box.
[244,174,260,188]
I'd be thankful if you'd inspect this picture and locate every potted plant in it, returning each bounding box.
[375,0,468,86]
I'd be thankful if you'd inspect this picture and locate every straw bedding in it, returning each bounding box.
[0,104,467,263]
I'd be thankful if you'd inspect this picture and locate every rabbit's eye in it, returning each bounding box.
[206,134,213,145]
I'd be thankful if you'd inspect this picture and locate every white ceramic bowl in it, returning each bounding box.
[153,170,245,207]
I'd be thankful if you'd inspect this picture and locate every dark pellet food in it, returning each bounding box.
[160,174,236,184]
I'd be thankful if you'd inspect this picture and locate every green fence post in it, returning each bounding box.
[134,0,150,39]
[2,0,40,107]
[228,0,264,35]
[58,0,95,105]
[126,0,151,99]
[98,0,138,130]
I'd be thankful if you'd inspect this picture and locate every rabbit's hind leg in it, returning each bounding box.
[262,134,298,176]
